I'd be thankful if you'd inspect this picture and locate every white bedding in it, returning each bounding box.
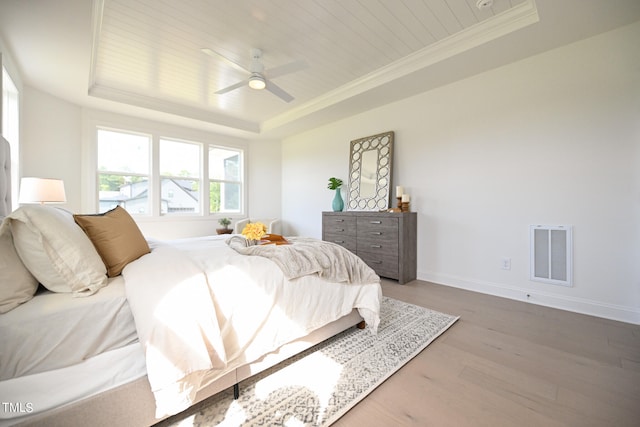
[0,276,137,381]
[125,235,382,419]
[0,234,381,423]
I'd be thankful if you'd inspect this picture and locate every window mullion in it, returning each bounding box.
[202,143,209,216]
[150,135,160,216]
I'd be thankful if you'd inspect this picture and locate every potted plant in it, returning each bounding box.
[328,177,344,212]
[216,217,233,234]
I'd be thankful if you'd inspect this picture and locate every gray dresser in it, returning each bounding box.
[322,211,417,284]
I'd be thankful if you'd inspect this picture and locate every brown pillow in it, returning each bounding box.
[74,206,150,277]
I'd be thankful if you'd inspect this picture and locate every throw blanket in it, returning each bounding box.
[226,236,379,284]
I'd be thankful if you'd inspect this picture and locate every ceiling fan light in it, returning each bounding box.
[248,74,266,90]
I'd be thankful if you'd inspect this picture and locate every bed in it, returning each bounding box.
[0,136,382,426]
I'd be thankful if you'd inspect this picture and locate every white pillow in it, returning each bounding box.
[7,206,107,295]
[0,218,38,313]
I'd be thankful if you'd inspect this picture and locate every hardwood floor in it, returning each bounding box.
[334,279,640,427]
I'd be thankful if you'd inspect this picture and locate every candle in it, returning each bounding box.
[402,194,410,202]
[396,186,404,197]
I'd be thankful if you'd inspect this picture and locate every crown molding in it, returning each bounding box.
[88,84,260,133]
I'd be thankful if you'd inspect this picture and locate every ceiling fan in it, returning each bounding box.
[201,48,307,103]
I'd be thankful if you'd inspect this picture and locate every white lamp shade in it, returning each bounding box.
[18,177,67,204]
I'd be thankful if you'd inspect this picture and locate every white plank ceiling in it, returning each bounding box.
[2,0,640,137]
[90,0,530,132]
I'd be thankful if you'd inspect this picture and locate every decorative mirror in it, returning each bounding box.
[346,131,394,211]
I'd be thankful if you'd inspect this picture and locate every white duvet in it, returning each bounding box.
[122,235,381,419]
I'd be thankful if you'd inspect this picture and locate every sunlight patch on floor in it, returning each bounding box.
[255,351,343,424]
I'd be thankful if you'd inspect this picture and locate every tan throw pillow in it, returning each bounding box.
[74,206,150,277]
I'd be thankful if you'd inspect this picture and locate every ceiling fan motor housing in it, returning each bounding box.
[249,48,265,73]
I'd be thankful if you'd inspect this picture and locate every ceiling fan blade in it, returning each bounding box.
[215,79,249,95]
[201,48,249,74]
[265,80,294,103]
[266,59,308,79]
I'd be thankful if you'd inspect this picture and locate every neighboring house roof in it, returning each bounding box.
[99,178,198,209]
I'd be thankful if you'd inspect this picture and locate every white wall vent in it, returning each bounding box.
[530,225,572,287]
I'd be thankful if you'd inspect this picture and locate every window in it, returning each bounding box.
[2,66,19,211]
[160,138,200,214]
[209,147,242,213]
[95,126,244,217]
[97,129,150,214]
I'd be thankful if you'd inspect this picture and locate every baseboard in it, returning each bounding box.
[418,271,640,325]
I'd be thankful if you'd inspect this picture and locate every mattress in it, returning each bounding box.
[0,276,137,380]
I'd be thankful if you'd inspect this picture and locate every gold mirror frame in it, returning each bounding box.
[346,131,394,211]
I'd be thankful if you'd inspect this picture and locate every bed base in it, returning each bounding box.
[15,310,363,427]
[230,319,364,401]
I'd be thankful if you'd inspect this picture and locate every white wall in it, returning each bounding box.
[20,93,281,239]
[22,86,83,212]
[246,138,282,221]
[282,22,640,323]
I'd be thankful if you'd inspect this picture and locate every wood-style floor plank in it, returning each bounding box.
[332,279,640,427]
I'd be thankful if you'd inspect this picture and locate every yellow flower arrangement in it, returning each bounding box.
[241,222,267,241]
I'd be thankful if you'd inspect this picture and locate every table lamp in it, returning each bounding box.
[18,177,66,204]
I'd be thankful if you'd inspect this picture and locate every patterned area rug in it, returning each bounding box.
[156,297,459,427]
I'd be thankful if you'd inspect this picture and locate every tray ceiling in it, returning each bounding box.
[89,0,533,134]
[2,0,640,138]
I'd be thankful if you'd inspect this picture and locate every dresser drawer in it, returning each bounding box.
[322,215,356,235]
[356,217,399,254]
[323,233,357,252]
[358,251,399,280]
[356,233,399,255]
[356,216,398,229]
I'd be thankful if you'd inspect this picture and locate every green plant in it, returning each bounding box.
[327,177,343,190]
[218,217,231,229]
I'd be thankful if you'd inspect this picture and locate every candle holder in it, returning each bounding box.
[397,196,402,209]
[401,202,410,212]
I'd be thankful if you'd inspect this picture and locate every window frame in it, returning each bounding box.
[97,127,152,215]
[159,137,203,216]
[85,112,247,221]
[207,144,244,215]
[1,59,22,212]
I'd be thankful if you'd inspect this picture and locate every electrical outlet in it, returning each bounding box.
[501,257,511,270]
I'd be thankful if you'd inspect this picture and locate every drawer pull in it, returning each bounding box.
[371,244,382,248]
[371,260,382,264]
[335,228,345,232]
[334,240,345,244]
[369,220,382,224]
[370,231,382,235]
[334,219,344,222]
